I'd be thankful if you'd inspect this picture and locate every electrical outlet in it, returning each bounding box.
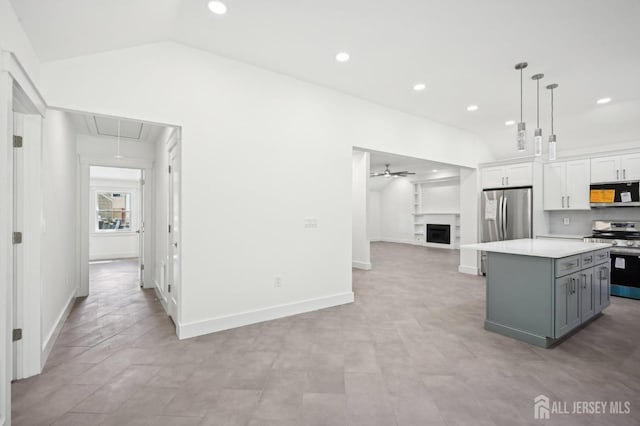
[274,275,283,287]
[563,217,570,225]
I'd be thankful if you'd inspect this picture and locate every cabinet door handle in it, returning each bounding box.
[562,261,577,268]
[501,177,504,186]
[506,176,509,186]
[623,169,626,180]
[581,274,587,288]
[585,256,592,263]
[567,196,570,208]
[562,196,565,208]
[617,169,620,180]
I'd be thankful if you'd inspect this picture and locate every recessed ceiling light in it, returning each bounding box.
[432,169,438,173]
[597,97,612,105]
[335,52,350,62]
[505,120,516,126]
[413,83,426,91]
[466,105,479,112]
[208,1,227,15]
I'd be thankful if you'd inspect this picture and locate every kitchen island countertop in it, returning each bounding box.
[463,238,611,259]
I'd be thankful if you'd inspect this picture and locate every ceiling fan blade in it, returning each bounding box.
[370,173,385,177]
[391,171,410,175]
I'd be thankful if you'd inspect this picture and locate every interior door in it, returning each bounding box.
[503,187,532,240]
[138,170,145,287]
[168,145,180,323]
[12,111,24,381]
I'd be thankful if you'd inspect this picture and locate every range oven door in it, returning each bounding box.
[610,250,640,299]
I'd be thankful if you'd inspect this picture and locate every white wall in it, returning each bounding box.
[352,151,370,270]
[367,191,381,241]
[458,168,480,274]
[89,177,140,260]
[379,178,415,243]
[41,110,78,351]
[0,0,40,83]
[39,42,492,337]
[420,181,460,213]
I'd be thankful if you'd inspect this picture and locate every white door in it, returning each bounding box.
[12,112,24,381]
[138,170,145,287]
[543,162,565,210]
[167,145,180,323]
[565,159,591,210]
[504,162,533,187]
[481,166,504,189]
[621,153,640,181]
[590,155,620,183]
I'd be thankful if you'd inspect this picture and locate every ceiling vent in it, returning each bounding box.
[94,116,143,140]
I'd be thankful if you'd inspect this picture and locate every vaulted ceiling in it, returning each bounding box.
[11,0,640,157]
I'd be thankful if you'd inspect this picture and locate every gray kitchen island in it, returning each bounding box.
[464,239,612,347]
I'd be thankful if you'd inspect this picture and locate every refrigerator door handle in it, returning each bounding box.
[497,195,504,240]
[502,195,508,239]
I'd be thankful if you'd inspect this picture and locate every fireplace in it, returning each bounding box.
[426,224,451,245]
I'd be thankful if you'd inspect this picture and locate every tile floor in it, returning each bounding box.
[11,243,640,425]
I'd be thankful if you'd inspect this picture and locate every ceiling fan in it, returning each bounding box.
[370,164,416,178]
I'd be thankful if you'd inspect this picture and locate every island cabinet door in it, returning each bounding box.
[580,268,595,322]
[594,264,611,313]
[555,273,581,338]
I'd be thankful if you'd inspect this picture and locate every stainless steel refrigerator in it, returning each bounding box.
[480,186,533,274]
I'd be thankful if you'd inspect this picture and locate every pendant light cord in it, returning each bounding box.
[550,89,554,134]
[520,68,523,122]
[536,80,540,128]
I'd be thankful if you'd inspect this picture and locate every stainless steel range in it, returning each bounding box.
[584,220,640,299]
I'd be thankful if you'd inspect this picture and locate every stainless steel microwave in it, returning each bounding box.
[590,181,640,207]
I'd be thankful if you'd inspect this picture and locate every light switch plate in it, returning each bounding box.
[563,217,570,225]
[304,217,318,228]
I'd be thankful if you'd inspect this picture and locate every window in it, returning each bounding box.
[96,192,132,232]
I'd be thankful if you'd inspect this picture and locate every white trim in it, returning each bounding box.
[1,51,47,117]
[89,252,139,261]
[40,289,76,368]
[458,265,480,275]
[177,292,355,340]
[352,261,372,270]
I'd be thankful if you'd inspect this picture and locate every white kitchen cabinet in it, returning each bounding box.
[481,162,532,189]
[621,153,640,180]
[543,162,565,210]
[543,159,590,210]
[505,163,533,187]
[481,166,505,189]
[591,153,640,183]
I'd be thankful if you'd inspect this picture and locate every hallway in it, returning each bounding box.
[10,244,640,425]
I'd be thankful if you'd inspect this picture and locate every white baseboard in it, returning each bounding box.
[177,291,354,340]
[89,252,138,261]
[458,265,480,275]
[41,288,77,368]
[352,260,372,270]
[153,279,168,311]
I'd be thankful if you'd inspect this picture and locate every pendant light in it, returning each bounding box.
[546,83,559,161]
[114,119,123,159]
[531,73,544,156]
[515,62,528,151]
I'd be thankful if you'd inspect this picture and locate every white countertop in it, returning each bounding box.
[462,238,611,258]
[536,234,587,240]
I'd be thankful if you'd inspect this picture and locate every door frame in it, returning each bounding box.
[1,50,47,425]
[78,156,154,297]
[167,134,182,326]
